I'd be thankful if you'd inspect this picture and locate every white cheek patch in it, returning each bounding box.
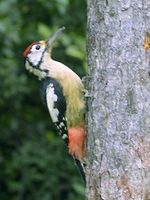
[28,52,42,66]
[27,45,45,66]
[46,84,59,123]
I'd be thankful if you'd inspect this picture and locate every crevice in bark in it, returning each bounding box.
[106,0,108,6]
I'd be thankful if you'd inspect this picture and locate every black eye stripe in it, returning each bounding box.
[35,45,41,50]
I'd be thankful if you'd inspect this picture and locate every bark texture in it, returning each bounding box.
[86,0,150,200]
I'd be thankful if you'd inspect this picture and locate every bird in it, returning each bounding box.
[23,27,86,182]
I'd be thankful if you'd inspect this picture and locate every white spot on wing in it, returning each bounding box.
[62,134,68,140]
[46,84,59,123]
[59,122,65,128]
[56,125,60,130]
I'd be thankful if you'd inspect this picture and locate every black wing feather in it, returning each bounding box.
[41,77,68,144]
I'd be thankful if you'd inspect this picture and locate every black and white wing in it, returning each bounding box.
[41,77,68,144]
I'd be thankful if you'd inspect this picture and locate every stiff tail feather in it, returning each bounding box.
[73,157,86,184]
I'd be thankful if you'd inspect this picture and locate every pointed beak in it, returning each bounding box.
[47,26,65,51]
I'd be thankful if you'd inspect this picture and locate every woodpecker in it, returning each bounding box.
[23,27,86,181]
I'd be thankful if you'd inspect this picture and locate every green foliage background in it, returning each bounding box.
[0,0,86,199]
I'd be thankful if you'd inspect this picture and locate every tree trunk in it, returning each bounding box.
[86,0,150,200]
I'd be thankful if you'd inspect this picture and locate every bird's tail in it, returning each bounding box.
[73,157,86,184]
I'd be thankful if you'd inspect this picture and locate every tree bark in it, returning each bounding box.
[86,0,150,200]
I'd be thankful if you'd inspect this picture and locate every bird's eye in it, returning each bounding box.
[35,45,41,50]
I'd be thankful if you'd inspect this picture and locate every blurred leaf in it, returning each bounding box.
[73,182,85,195]
[66,45,84,59]
[38,23,52,39]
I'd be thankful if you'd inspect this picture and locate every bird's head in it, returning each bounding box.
[23,27,65,79]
